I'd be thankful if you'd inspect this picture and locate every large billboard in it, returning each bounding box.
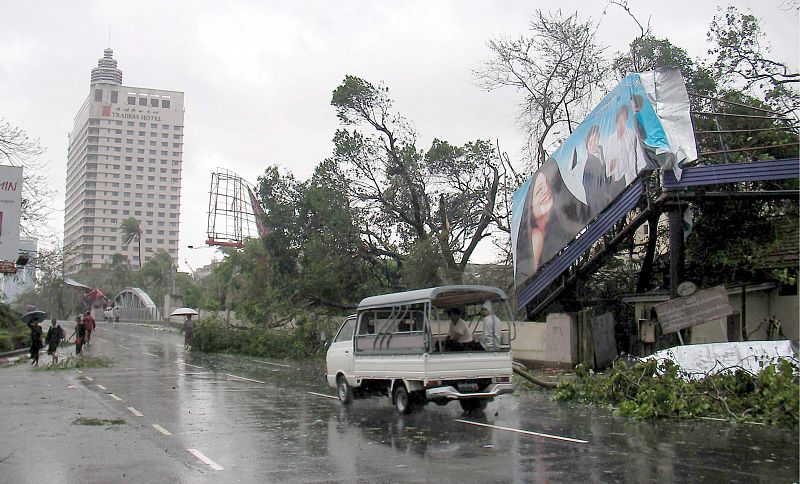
[512,68,696,288]
[0,165,23,262]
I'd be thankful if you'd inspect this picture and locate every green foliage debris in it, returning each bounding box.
[36,355,114,370]
[555,358,799,428]
[72,417,125,426]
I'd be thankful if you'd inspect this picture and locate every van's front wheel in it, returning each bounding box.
[393,385,414,415]
[337,376,353,405]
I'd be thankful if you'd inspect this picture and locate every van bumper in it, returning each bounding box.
[425,383,514,401]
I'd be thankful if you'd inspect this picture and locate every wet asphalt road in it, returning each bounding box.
[2,321,798,483]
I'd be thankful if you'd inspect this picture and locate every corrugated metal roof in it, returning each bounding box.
[663,158,799,188]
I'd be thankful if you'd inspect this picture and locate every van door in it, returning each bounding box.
[327,316,356,381]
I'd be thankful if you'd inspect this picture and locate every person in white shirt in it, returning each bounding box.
[445,307,472,351]
[479,300,503,351]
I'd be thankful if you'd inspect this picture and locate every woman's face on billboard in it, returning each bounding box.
[530,171,553,219]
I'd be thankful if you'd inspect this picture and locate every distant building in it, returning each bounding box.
[64,48,184,272]
[193,260,219,281]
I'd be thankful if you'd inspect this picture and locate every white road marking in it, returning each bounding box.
[180,362,204,369]
[225,373,265,384]
[254,359,291,368]
[143,352,159,357]
[83,376,94,382]
[307,391,338,400]
[187,449,223,471]
[455,419,589,444]
[127,406,144,417]
[118,345,132,350]
[67,385,76,389]
[97,338,109,342]
[108,393,122,401]
[96,384,107,390]
[152,424,172,436]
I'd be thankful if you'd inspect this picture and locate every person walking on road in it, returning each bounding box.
[45,318,66,365]
[83,310,96,344]
[184,314,194,349]
[28,319,43,366]
[69,316,87,355]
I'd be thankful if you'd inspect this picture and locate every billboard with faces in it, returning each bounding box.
[511,69,696,289]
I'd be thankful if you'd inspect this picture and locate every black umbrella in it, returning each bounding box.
[21,310,47,324]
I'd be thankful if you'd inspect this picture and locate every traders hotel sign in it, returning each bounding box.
[101,105,161,122]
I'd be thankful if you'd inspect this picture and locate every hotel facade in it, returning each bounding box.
[64,49,184,272]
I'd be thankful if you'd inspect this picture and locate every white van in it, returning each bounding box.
[325,285,515,414]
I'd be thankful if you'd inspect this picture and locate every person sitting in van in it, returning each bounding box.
[445,307,472,351]
[479,300,503,350]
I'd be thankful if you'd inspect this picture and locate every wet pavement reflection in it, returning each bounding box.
[77,322,798,482]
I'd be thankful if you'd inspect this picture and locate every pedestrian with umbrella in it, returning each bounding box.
[22,309,47,366]
[171,308,198,349]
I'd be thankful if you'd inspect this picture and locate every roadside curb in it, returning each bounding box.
[0,347,29,362]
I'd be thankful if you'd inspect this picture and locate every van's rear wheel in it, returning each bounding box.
[459,398,488,412]
[337,376,353,405]
[393,385,414,414]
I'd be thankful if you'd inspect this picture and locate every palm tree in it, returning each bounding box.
[120,217,143,269]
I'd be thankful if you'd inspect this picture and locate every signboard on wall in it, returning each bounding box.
[511,68,697,289]
[654,285,734,334]
[0,166,23,262]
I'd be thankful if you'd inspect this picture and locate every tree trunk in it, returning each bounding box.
[636,214,660,293]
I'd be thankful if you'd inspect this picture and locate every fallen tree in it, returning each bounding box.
[554,358,799,428]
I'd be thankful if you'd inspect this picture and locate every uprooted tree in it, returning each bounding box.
[330,74,515,286]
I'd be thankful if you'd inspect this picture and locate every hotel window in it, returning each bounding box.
[139,97,147,106]
[161,100,170,108]
[94,89,103,102]
[111,91,118,104]
[127,97,136,105]
[150,99,159,107]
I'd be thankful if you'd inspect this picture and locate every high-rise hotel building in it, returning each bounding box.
[64,49,184,272]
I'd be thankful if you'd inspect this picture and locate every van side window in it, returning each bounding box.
[354,304,427,353]
[334,318,356,343]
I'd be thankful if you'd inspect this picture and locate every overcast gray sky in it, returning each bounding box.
[1,0,797,273]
